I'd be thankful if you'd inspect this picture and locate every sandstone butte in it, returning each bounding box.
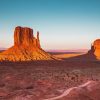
[0,26,56,61]
[88,39,100,60]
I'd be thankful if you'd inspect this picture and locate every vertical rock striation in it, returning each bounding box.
[14,26,40,48]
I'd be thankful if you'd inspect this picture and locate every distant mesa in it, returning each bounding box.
[0,26,56,61]
[1,26,100,61]
[88,39,100,60]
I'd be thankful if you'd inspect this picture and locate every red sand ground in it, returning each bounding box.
[0,52,100,100]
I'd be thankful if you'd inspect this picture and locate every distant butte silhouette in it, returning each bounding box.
[0,26,56,61]
[88,39,100,60]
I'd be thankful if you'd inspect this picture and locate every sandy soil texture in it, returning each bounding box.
[0,53,100,100]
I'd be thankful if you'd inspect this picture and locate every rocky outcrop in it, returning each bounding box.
[93,39,100,59]
[88,39,100,60]
[0,26,56,61]
[14,26,40,48]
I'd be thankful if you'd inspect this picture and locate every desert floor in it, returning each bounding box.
[0,52,100,100]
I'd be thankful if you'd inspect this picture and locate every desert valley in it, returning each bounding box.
[0,26,100,100]
[0,0,100,100]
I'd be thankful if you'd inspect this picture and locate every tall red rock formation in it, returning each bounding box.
[36,31,41,48]
[14,26,40,48]
[0,26,56,61]
[88,39,100,60]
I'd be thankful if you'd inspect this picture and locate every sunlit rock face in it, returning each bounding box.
[14,26,41,48]
[0,26,55,61]
[89,39,100,60]
[93,39,100,59]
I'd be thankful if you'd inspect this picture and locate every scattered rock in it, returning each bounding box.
[44,81,100,100]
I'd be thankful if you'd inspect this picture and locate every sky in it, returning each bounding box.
[0,0,100,50]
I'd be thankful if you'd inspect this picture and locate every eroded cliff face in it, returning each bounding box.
[14,26,40,48]
[0,26,55,61]
[93,39,100,59]
[88,39,100,60]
